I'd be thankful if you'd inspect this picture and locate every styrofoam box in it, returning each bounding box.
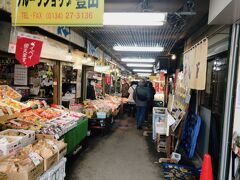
[0,136,22,156]
[152,107,167,140]
[96,112,107,119]
[0,129,35,147]
[38,158,67,180]
[155,121,167,135]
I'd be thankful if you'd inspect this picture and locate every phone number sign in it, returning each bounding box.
[12,0,104,26]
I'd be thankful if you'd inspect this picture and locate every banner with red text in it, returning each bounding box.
[15,35,43,67]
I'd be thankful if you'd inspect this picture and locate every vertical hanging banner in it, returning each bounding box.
[183,38,208,90]
[12,0,104,26]
[15,34,43,67]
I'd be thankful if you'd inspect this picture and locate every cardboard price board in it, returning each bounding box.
[12,0,104,26]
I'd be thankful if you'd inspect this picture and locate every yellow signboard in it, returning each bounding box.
[12,0,104,26]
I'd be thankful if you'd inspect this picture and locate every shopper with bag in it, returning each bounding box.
[133,79,151,129]
[127,81,138,117]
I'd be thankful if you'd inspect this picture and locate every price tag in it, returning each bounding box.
[0,109,4,116]
[9,120,21,127]
[185,95,191,104]
[6,107,13,115]
[0,137,8,144]
[29,152,42,166]
[47,140,59,151]
[54,134,60,139]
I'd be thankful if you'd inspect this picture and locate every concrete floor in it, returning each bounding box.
[66,116,164,180]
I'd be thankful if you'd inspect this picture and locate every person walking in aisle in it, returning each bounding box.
[133,79,151,129]
[127,81,137,117]
[147,81,156,113]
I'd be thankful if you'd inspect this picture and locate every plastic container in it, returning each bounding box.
[152,107,167,140]
[96,112,107,119]
[171,152,181,163]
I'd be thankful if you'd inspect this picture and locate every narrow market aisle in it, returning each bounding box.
[66,116,163,180]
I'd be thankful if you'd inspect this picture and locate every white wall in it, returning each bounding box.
[233,52,240,134]
[208,0,232,24]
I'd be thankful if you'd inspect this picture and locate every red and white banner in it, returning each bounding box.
[15,36,43,67]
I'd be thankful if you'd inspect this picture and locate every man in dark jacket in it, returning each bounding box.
[133,79,151,129]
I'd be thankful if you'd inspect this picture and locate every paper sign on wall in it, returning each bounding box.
[12,0,104,26]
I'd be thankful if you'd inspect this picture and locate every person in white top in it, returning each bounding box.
[127,81,138,117]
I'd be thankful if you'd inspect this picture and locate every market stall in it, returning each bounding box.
[0,86,88,179]
[83,95,127,133]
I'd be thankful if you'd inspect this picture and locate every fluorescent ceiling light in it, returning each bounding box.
[114,45,164,52]
[104,13,166,26]
[127,63,153,67]
[137,73,151,77]
[121,58,155,63]
[133,69,152,72]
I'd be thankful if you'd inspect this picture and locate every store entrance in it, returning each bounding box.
[200,52,228,177]
[81,65,94,100]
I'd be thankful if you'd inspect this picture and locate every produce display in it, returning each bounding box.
[83,95,123,118]
[5,119,42,131]
[0,84,91,180]
[33,108,62,120]
[25,100,45,108]
[17,110,47,123]
[0,139,66,176]
[1,99,29,111]
[0,105,17,115]
[0,130,26,136]
[0,85,22,101]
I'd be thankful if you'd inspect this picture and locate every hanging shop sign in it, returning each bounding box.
[103,53,111,62]
[12,0,104,26]
[87,40,97,57]
[94,65,110,74]
[15,34,43,67]
[183,38,208,90]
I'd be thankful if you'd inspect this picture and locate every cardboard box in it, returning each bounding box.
[58,144,67,161]
[0,129,35,147]
[0,172,8,180]
[44,151,58,171]
[36,134,56,140]
[7,161,44,180]
[0,114,18,122]
[39,158,66,180]
[0,136,22,156]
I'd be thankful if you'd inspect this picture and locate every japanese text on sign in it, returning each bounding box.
[12,0,104,26]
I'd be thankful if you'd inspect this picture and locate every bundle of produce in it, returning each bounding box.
[0,85,22,101]
[17,110,47,123]
[25,100,45,108]
[33,108,62,120]
[1,99,29,111]
[4,119,42,131]
[0,105,17,116]
[0,139,66,174]
[38,125,62,138]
